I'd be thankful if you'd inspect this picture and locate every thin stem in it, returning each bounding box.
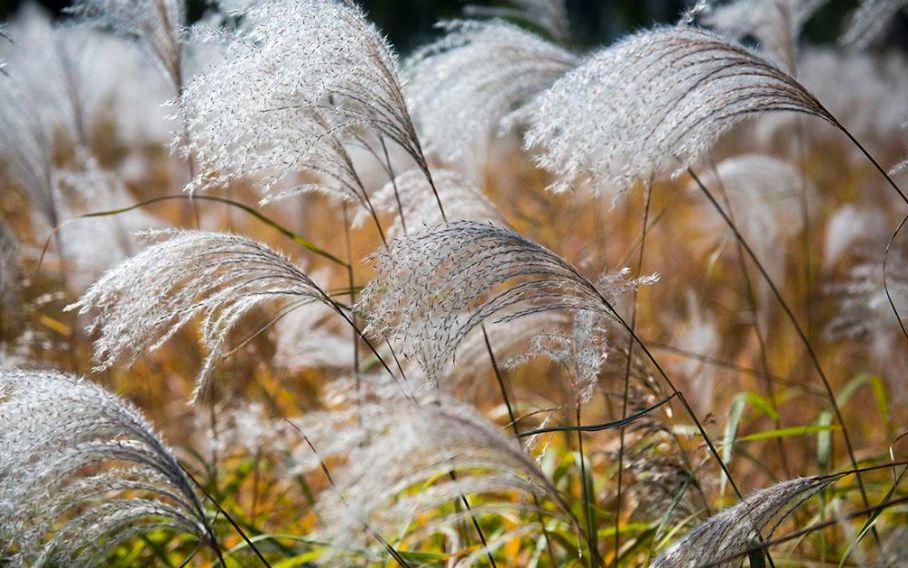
[615,180,653,566]
[183,467,266,567]
[709,159,790,480]
[882,215,908,345]
[688,167,875,521]
[342,204,364,424]
[449,469,498,568]
[834,119,908,208]
[577,405,600,568]
[482,324,558,565]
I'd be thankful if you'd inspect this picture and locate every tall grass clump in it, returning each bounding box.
[1,0,907,565]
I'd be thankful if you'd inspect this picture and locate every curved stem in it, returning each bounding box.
[615,181,653,566]
[688,167,874,519]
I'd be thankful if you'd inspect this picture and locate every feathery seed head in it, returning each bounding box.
[359,220,653,388]
[67,230,331,403]
[525,25,832,199]
[0,369,215,566]
[406,20,578,166]
[181,0,424,201]
[652,476,833,567]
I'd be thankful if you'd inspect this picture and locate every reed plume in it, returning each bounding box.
[525,25,834,198]
[359,220,654,389]
[652,476,833,567]
[0,369,218,566]
[67,230,334,403]
[406,19,578,166]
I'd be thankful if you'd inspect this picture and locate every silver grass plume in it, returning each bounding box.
[701,0,829,72]
[359,220,654,389]
[310,392,565,558]
[525,25,834,199]
[0,369,217,566]
[354,168,503,236]
[67,0,186,92]
[406,20,578,165]
[651,476,833,567]
[181,53,373,207]
[67,230,333,403]
[181,0,433,200]
[463,0,570,43]
[843,0,908,49]
[505,309,612,405]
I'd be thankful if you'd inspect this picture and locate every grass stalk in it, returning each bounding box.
[614,180,653,566]
[687,167,876,532]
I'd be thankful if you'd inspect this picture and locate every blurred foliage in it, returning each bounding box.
[2,0,900,52]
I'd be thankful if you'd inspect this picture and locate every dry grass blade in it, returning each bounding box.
[0,369,218,566]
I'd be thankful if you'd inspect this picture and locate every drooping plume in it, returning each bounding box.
[406,20,578,165]
[651,476,833,567]
[309,392,566,560]
[181,0,433,206]
[0,369,217,566]
[67,230,334,402]
[525,25,833,199]
[359,220,654,387]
